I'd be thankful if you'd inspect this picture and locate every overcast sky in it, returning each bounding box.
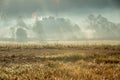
[0,0,120,39]
[0,0,120,22]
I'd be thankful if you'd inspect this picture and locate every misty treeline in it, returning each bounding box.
[0,14,120,42]
[32,16,82,41]
[87,14,120,39]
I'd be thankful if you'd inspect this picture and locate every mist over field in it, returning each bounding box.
[0,0,120,42]
[0,1,120,80]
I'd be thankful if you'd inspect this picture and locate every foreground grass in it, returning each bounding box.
[0,61,120,80]
[0,42,120,80]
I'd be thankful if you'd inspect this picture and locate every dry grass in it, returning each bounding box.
[0,41,120,80]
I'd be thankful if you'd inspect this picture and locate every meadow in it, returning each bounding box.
[0,41,120,80]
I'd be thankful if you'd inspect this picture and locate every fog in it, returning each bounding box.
[0,0,120,42]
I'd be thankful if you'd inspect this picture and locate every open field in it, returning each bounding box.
[0,41,120,80]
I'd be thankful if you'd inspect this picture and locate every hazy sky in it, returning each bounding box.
[0,0,119,15]
[0,0,120,40]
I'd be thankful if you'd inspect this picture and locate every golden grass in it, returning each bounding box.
[0,41,120,49]
[0,41,120,80]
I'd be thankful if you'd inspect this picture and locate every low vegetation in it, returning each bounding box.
[0,41,120,80]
